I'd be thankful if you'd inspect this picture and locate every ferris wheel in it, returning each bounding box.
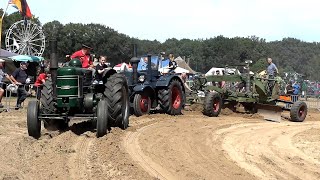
[5,20,46,57]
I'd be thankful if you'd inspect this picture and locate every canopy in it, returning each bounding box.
[8,55,44,62]
[0,49,19,58]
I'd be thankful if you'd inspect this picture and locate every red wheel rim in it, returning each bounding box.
[139,95,149,113]
[298,106,306,118]
[213,98,220,112]
[172,86,181,109]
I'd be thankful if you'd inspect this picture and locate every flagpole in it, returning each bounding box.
[0,0,10,49]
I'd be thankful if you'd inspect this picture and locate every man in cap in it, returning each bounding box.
[10,61,29,110]
[71,44,94,69]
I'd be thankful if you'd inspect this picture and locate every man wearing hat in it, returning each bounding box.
[70,44,94,68]
[10,62,29,110]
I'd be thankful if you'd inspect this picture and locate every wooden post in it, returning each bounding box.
[0,1,10,49]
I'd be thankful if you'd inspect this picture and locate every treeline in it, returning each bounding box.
[1,10,320,80]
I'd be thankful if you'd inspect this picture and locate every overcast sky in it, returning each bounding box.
[2,0,320,42]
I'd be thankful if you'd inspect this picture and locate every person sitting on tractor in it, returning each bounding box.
[141,57,156,70]
[168,53,177,72]
[71,44,94,69]
[93,55,109,85]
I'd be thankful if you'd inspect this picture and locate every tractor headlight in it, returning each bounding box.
[138,75,145,82]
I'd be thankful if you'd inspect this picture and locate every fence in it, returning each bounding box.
[299,95,320,110]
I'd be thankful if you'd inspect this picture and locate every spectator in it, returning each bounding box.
[70,44,94,69]
[293,82,300,95]
[10,62,29,110]
[286,81,294,95]
[33,67,48,99]
[180,72,192,92]
[94,56,109,85]
[0,59,13,108]
[301,80,307,98]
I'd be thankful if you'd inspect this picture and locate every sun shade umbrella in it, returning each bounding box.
[8,55,44,62]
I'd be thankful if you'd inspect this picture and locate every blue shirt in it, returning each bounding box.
[293,84,300,95]
[267,63,277,76]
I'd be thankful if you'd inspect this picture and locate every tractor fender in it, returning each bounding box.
[102,68,117,81]
[156,75,185,90]
[132,85,156,101]
[133,84,154,94]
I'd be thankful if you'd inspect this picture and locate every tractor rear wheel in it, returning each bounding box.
[40,78,54,114]
[27,101,41,139]
[96,100,108,137]
[40,78,68,130]
[158,79,183,115]
[133,93,151,116]
[104,73,130,129]
[203,91,222,117]
[290,101,307,122]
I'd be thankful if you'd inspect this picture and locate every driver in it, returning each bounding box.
[71,44,94,69]
[141,57,156,70]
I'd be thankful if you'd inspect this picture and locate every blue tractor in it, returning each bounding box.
[125,48,185,116]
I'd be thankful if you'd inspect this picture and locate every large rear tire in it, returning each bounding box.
[96,100,108,137]
[133,93,151,117]
[40,78,68,130]
[104,73,130,129]
[27,101,41,139]
[290,101,307,122]
[203,91,222,117]
[158,79,183,115]
[40,78,54,114]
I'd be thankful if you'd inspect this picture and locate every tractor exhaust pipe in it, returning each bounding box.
[130,44,140,84]
[147,54,152,82]
[245,60,252,93]
[50,39,58,99]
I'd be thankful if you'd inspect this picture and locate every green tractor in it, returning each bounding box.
[201,60,307,122]
[27,41,130,138]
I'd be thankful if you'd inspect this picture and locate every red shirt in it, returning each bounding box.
[34,73,47,87]
[71,50,92,68]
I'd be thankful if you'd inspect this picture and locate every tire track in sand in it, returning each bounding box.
[216,122,320,180]
[124,123,178,180]
[68,135,94,180]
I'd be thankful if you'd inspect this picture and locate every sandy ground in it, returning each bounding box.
[0,98,319,180]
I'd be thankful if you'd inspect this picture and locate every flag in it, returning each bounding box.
[9,0,32,18]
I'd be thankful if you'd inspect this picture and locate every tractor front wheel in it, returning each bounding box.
[158,79,183,115]
[133,94,151,116]
[290,101,307,122]
[27,101,41,139]
[203,91,222,117]
[96,100,108,137]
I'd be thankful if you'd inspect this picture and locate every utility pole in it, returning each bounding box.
[0,2,10,49]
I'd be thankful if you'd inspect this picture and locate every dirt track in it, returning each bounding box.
[0,100,319,180]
